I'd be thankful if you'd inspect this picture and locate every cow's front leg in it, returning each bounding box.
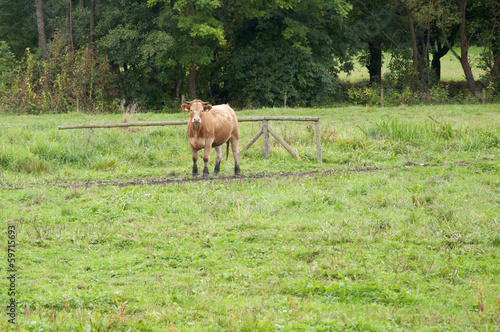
[191,148,199,176]
[202,145,212,177]
[214,145,222,175]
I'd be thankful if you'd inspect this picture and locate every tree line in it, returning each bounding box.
[0,0,498,113]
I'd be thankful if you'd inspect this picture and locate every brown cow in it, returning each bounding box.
[182,99,240,177]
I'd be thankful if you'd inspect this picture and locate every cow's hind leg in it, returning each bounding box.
[230,137,240,175]
[191,148,199,176]
[214,145,222,175]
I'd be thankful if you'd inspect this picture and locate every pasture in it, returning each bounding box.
[1,104,499,331]
[339,47,486,82]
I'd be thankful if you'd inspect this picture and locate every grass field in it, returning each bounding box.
[339,47,486,83]
[1,104,499,331]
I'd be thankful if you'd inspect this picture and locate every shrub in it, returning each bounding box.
[347,84,381,106]
[2,31,117,114]
[429,83,450,104]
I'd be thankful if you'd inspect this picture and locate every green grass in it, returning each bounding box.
[1,105,500,331]
[339,46,486,83]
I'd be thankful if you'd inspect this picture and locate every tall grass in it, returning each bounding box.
[358,119,500,151]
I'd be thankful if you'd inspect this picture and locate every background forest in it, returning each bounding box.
[0,0,499,113]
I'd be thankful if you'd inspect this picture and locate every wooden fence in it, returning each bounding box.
[58,116,322,162]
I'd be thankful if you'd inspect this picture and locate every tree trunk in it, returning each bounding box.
[89,0,95,51]
[188,39,197,100]
[407,9,418,71]
[79,0,85,7]
[431,25,459,81]
[189,64,197,100]
[367,41,382,84]
[458,0,476,95]
[175,78,183,101]
[491,53,500,83]
[422,29,432,94]
[431,56,442,81]
[65,0,73,49]
[35,0,48,58]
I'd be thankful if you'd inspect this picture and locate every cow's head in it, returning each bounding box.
[182,100,212,126]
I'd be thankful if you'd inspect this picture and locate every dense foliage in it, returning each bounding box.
[0,0,498,112]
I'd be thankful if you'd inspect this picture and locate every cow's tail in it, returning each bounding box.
[226,140,230,161]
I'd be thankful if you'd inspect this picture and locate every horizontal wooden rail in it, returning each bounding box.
[237,116,319,122]
[57,116,319,130]
[58,120,187,130]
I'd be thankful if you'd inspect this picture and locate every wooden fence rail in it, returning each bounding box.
[58,116,322,162]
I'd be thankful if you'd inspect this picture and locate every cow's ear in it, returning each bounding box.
[204,104,212,112]
[181,104,190,112]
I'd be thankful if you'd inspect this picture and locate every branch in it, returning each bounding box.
[441,25,460,60]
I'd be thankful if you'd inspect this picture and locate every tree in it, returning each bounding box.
[35,0,49,58]
[89,0,95,51]
[476,0,500,87]
[348,0,397,84]
[430,24,459,81]
[444,0,476,94]
[221,0,351,106]
[393,0,435,89]
[97,0,173,106]
[149,0,226,100]
[385,0,464,90]
[0,0,37,57]
[65,0,74,49]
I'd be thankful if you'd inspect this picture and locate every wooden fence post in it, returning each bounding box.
[262,120,270,158]
[86,128,93,142]
[315,121,322,163]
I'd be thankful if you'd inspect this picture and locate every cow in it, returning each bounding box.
[182,99,240,177]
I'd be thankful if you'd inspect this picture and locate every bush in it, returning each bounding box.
[344,81,498,106]
[429,83,450,104]
[2,31,117,114]
[384,49,419,90]
[347,85,420,106]
[347,84,381,105]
